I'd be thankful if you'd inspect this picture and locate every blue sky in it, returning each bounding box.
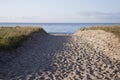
[0,0,120,23]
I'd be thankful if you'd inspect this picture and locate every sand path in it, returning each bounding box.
[0,32,120,80]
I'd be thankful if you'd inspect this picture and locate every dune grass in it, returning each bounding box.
[0,26,43,49]
[80,25,120,41]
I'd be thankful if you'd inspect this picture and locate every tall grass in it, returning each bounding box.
[0,26,43,49]
[80,25,120,41]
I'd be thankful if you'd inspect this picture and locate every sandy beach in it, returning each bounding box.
[0,30,120,80]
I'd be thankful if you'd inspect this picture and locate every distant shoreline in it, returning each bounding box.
[0,23,120,33]
[49,32,72,34]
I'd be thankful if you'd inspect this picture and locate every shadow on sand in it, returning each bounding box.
[0,34,71,79]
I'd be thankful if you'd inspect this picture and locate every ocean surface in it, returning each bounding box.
[0,23,120,34]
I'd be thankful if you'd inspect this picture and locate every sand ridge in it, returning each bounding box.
[0,30,120,80]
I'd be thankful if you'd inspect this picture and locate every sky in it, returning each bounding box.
[0,0,120,23]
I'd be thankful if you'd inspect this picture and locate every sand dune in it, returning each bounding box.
[0,30,120,80]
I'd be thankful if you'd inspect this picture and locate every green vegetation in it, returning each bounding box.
[0,26,43,49]
[80,25,120,41]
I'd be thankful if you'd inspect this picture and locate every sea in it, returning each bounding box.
[0,23,120,34]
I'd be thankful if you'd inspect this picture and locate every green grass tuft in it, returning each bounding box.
[0,26,43,49]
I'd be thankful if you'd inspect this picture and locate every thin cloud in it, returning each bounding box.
[0,12,120,23]
[77,12,120,22]
[0,16,42,22]
[79,12,120,19]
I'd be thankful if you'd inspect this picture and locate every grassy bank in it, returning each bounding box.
[0,26,43,49]
[80,25,120,41]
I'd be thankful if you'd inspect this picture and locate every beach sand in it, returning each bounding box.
[0,30,120,80]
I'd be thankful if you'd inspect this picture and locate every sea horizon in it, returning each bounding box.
[0,22,120,23]
[0,23,120,33]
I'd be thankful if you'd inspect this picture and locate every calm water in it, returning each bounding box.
[0,23,120,33]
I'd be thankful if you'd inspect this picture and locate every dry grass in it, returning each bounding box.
[0,26,43,49]
[80,25,120,41]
